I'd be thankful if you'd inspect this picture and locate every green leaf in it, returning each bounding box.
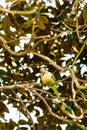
[18,119,27,125]
[0,69,7,78]
[24,7,39,17]
[66,104,75,115]
[66,125,82,130]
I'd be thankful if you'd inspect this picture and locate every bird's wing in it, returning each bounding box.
[51,73,56,82]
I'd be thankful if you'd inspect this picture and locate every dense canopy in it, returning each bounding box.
[0,0,87,130]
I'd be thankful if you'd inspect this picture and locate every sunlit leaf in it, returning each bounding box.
[0,23,3,29]
[2,16,11,35]
[83,4,87,24]
[6,0,14,2]
[39,16,48,23]
[37,20,46,30]
[23,19,34,28]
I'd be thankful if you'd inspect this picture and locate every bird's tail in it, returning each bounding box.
[51,85,61,100]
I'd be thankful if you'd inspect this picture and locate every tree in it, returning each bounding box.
[0,0,87,130]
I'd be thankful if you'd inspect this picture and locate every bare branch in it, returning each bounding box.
[0,6,37,15]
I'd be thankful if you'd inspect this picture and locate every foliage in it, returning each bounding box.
[0,0,87,130]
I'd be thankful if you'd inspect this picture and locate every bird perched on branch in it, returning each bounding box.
[40,68,76,118]
[40,68,60,98]
[40,68,76,117]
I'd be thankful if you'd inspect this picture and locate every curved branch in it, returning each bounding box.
[0,6,37,15]
[30,89,87,130]
[0,84,86,129]
[72,39,87,68]
[0,36,29,56]
[33,52,65,71]
[12,90,35,130]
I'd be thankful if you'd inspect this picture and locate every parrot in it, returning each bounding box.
[40,68,75,117]
[40,68,74,116]
[40,68,60,99]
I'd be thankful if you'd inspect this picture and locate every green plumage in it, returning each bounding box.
[40,68,75,117]
[40,68,60,98]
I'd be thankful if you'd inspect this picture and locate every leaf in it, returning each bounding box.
[66,104,75,115]
[57,125,62,130]
[19,88,30,98]
[2,16,11,35]
[9,119,17,129]
[66,125,82,130]
[39,16,48,23]
[24,7,39,17]
[23,19,34,28]
[0,102,9,113]
[49,125,56,130]
[0,122,8,130]
[6,0,14,2]
[37,20,46,30]
[0,69,7,78]
[18,119,27,125]
[83,4,87,24]
[0,23,3,29]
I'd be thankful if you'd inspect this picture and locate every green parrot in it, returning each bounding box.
[40,68,60,99]
[40,68,75,117]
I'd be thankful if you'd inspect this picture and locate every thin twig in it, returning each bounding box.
[12,90,35,130]
[72,39,87,68]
